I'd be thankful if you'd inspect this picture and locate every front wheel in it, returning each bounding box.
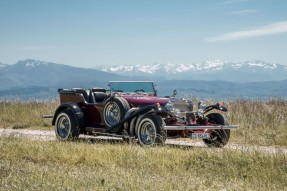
[137,114,166,146]
[55,109,80,141]
[203,113,230,148]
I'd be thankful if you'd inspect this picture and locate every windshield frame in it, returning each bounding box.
[108,81,157,95]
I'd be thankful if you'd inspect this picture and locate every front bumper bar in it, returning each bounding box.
[163,125,237,131]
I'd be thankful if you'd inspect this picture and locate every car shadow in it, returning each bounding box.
[77,136,202,150]
[78,136,124,144]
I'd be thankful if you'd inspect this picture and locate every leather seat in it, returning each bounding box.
[73,88,91,103]
[92,87,106,93]
[72,88,107,103]
[93,92,107,103]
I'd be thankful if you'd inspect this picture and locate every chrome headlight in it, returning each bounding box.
[173,108,181,117]
[197,101,206,118]
[165,101,181,117]
[197,108,204,118]
[164,101,174,111]
[198,101,206,110]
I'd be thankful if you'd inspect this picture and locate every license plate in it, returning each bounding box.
[191,133,210,139]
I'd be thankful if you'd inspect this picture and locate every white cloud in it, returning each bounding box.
[0,45,59,51]
[19,46,57,50]
[230,9,257,15]
[221,0,250,5]
[206,21,287,42]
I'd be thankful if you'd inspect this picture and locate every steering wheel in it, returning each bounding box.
[134,89,145,93]
[113,89,123,92]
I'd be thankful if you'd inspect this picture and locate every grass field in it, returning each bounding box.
[0,100,57,130]
[0,137,286,191]
[0,99,286,190]
[227,99,287,146]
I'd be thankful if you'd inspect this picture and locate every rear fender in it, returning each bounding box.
[52,102,84,127]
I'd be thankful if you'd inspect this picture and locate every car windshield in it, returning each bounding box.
[109,81,156,94]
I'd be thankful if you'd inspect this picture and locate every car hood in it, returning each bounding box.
[121,95,170,107]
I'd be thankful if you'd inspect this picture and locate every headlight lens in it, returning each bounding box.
[198,101,206,110]
[197,101,206,118]
[164,101,174,111]
[198,108,204,118]
[174,108,180,117]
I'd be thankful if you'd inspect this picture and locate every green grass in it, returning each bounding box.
[0,137,286,191]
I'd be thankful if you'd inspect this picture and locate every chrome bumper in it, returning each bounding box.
[163,125,238,131]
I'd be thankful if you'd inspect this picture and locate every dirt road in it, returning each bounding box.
[0,128,286,155]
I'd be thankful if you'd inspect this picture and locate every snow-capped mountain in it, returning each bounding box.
[0,59,125,90]
[94,61,287,82]
[0,59,287,99]
[22,59,48,68]
[0,62,8,71]
[95,60,228,75]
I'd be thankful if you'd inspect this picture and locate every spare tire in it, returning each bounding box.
[103,97,130,133]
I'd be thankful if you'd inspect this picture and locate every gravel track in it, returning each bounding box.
[0,128,286,155]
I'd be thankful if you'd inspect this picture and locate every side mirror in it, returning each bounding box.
[172,89,177,97]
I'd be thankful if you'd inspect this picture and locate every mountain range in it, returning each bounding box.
[0,59,127,99]
[94,61,287,83]
[0,59,287,100]
[0,59,124,90]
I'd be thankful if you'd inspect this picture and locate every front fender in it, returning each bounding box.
[52,102,84,127]
[105,105,165,133]
[206,113,229,125]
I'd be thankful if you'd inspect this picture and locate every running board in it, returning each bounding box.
[92,132,130,139]
[163,125,237,131]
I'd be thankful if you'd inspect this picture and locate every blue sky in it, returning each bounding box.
[0,0,287,67]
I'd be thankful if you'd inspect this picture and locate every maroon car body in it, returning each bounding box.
[50,81,237,147]
[122,96,169,107]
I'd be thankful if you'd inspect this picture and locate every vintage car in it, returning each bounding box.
[45,81,237,147]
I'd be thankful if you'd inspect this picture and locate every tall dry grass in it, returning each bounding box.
[0,98,287,146]
[0,137,286,191]
[0,100,58,129]
[1,99,287,190]
[226,99,287,146]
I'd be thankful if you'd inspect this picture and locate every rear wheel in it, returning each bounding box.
[203,113,230,148]
[137,114,166,146]
[103,97,130,133]
[55,109,80,141]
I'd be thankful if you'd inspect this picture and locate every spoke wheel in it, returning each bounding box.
[139,119,157,145]
[104,102,121,125]
[137,114,166,146]
[55,109,79,141]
